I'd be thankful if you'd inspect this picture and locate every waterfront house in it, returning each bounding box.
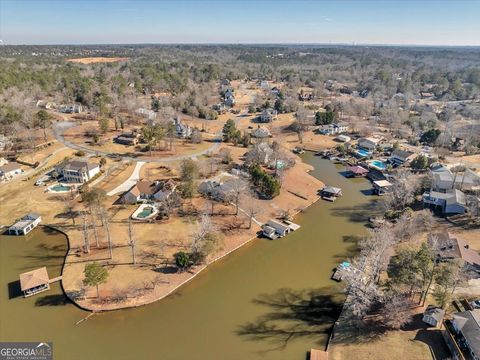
[57,160,100,184]
[198,178,247,202]
[0,162,22,180]
[390,149,415,166]
[422,306,445,327]
[262,219,291,239]
[260,108,278,123]
[450,310,480,359]
[431,166,480,192]
[429,232,480,271]
[347,165,369,177]
[121,179,177,204]
[358,137,381,151]
[19,267,50,297]
[9,213,42,236]
[422,189,466,214]
[373,180,393,195]
[320,186,343,201]
[114,132,139,146]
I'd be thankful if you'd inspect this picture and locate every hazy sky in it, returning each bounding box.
[1,0,479,46]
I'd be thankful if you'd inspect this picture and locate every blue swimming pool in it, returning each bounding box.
[369,160,387,170]
[355,148,370,157]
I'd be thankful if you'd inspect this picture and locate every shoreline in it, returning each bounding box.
[60,160,323,312]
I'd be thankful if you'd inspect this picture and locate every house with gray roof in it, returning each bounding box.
[390,149,415,166]
[423,188,466,214]
[450,310,480,360]
[260,108,278,123]
[9,213,42,236]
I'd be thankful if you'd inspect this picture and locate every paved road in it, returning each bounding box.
[53,121,222,164]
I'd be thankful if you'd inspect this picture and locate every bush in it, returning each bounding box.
[174,252,191,270]
[75,150,86,157]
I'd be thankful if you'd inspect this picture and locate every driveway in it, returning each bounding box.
[107,161,145,196]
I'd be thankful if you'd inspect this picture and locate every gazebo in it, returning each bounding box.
[19,267,50,297]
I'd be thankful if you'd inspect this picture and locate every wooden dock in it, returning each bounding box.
[49,276,62,284]
[310,348,328,360]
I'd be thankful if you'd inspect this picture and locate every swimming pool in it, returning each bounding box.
[369,160,387,171]
[49,184,72,193]
[355,148,371,158]
[137,206,155,218]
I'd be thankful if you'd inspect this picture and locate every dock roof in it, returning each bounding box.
[373,180,393,188]
[19,267,49,291]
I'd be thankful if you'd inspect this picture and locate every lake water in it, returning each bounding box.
[0,156,378,360]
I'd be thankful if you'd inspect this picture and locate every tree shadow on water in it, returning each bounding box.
[236,287,343,353]
[330,200,382,223]
[35,294,70,306]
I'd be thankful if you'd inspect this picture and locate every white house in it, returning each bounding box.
[260,108,278,123]
[390,149,416,166]
[333,122,349,134]
[358,137,381,150]
[9,213,42,236]
[0,162,22,180]
[262,219,291,239]
[58,160,100,183]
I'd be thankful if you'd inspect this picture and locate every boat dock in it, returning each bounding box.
[310,348,329,360]
[19,267,62,298]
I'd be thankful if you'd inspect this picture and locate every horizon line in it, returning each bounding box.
[2,42,480,48]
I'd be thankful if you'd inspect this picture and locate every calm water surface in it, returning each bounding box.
[0,156,378,360]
